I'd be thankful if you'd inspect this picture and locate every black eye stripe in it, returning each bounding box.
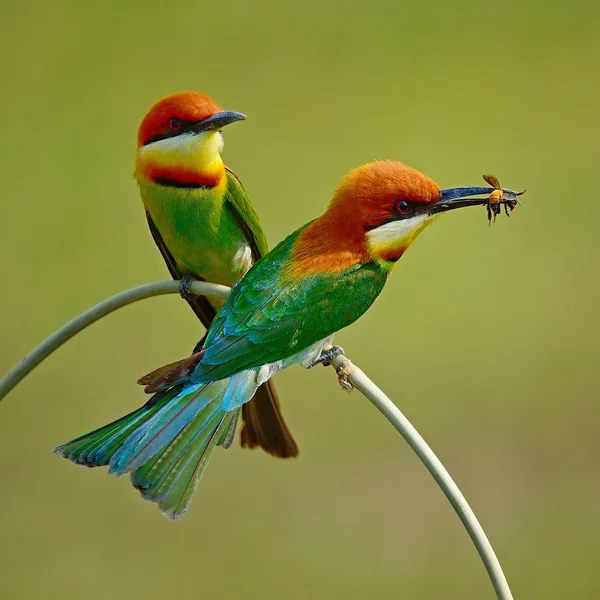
[363,201,430,231]
[142,120,193,146]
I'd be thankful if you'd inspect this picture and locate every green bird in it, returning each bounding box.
[134,91,297,458]
[56,160,518,519]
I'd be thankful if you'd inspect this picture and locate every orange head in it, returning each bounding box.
[135,91,246,188]
[292,160,502,274]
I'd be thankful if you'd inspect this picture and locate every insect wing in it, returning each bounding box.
[483,174,501,189]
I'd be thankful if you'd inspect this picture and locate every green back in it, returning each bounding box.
[194,226,388,382]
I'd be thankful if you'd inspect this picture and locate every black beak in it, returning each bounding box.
[190,111,246,133]
[430,185,525,214]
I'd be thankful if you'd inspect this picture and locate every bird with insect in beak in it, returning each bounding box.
[135,92,298,459]
[56,160,522,520]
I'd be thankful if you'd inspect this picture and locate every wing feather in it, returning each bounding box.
[191,231,387,382]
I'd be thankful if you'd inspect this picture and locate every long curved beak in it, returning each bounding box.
[190,111,247,133]
[431,185,525,214]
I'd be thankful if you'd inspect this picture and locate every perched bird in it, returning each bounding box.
[135,92,297,458]
[56,160,515,520]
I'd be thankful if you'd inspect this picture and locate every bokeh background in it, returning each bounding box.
[1,0,599,598]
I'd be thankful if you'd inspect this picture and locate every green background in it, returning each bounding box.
[1,0,598,598]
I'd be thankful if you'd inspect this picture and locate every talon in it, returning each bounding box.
[336,363,354,393]
[179,276,195,301]
[306,345,344,369]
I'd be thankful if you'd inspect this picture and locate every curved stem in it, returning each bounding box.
[0,280,229,401]
[329,355,513,600]
[0,280,513,599]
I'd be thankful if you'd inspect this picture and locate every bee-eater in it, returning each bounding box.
[57,160,516,520]
[135,92,298,458]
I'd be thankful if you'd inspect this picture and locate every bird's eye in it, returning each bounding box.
[394,199,410,214]
[169,118,182,131]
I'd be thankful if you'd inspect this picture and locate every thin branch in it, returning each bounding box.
[0,281,229,401]
[0,280,513,599]
[329,355,513,600]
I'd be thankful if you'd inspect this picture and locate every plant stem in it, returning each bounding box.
[0,280,229,401]
[329,355,513,600]
[0,280,513,599]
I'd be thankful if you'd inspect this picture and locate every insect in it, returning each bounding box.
[482,174,522,224]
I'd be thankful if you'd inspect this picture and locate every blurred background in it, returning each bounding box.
[1,0,598,598]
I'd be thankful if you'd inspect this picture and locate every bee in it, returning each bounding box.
[482,174,521,224]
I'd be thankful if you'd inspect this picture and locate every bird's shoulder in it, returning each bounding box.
[196,230,387,380]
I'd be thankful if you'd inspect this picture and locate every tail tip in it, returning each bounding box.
[52,445,98,468]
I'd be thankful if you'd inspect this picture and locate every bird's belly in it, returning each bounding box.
[173,242,242,288]
[256,336,335,386]
[142,185,252,289]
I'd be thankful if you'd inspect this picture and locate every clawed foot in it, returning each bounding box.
[336,362,354,393]
[179,276,195,301]
[306,345,345,369]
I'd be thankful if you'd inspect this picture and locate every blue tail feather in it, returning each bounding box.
[130,400,225,498]
[109,382,217,474]
[132,411,232,519]
[221,371,260,411]
[53,388,178,467]
[55,371,259,519]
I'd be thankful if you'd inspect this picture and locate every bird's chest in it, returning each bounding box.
[141,184,251,286]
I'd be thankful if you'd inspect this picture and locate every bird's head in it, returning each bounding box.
[330,160,441,263]
[292,160,514,274]
[135,91,246,188]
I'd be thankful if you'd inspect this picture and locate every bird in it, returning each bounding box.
[135,91,298,459]
[56,160,515,520]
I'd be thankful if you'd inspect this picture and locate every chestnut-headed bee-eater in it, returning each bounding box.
[57,160,511,520]
[135,92,298,459]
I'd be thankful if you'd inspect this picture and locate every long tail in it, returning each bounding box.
[241,381,299,457]
[54,373,257,520]
[193,334,299,459]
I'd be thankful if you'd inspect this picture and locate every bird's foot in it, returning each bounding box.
[306,345,345,369]
[179,276,196,301]
[336,362,354,393]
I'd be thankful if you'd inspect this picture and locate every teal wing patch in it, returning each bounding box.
[192,229,387,382]
[224,168,269,260]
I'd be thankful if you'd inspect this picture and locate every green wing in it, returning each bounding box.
[224,167,269,260]
[194,228,388,382]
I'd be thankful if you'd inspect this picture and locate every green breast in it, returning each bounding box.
[139,179,249,287]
